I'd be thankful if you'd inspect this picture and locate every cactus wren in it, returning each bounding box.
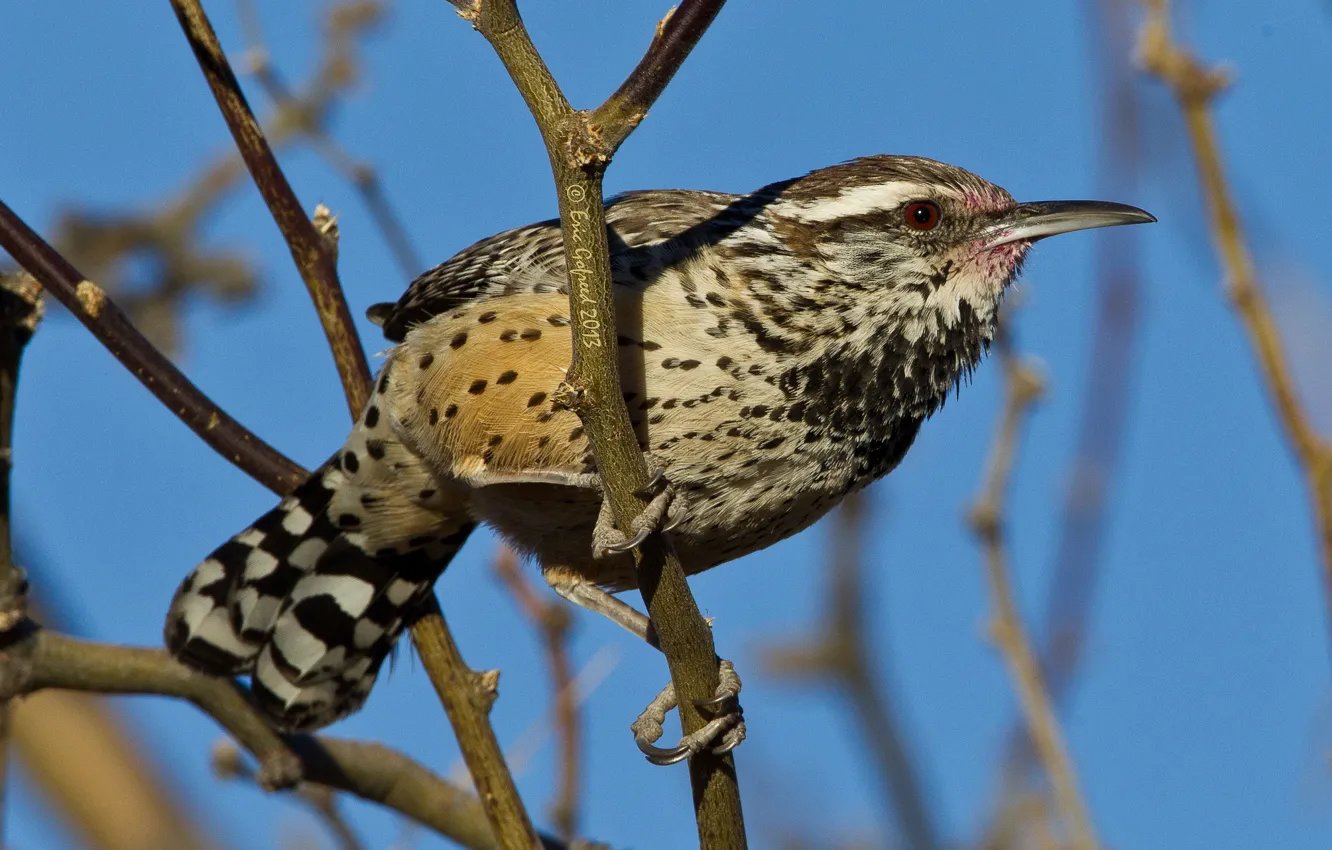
[165,155,1153,752]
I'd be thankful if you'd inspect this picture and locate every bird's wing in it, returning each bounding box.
[370,190,742,343]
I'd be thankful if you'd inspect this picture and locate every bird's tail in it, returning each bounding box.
[166,405,473,730]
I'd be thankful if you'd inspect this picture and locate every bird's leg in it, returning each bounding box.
[591,468,679,557]
[544,567,745,766]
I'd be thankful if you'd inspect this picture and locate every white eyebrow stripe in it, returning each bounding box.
[775,182,933,223]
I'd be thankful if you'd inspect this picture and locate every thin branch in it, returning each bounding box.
[966,324,1100,850]
[0,200,304,494]
[0,272,42,844]
[213,741,364,850]
[168,0,372,416]
[592,1,728,155]
[5,630,572,850]
[763,492,941,850]
[988,4,1148,840]
[458,3,745,845]
[1137,0,1332,652]
[171,6,540,843]
[235,0,424,279]
[407,597,542,849]
[495,546,581,842]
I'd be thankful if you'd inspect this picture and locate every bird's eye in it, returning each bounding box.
[903,201,941,231]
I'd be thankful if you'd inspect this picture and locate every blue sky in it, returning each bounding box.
[3,1,1332,848]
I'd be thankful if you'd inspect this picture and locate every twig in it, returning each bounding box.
[168,0,372,416]
[235,0,424,279]
[4,630,573,849]
[50,0,383,357]
[171,5,538,843]
[1136,0,1332,651]
[495,546,581,842]
[0,272,42,844]
[407,597,541,849]
[763,492,940,850]
[0,200,304,494]
[988,2,1148,840]
[966,323,1100,850]
[591,1,728,155]
[456,3,745,845]
[213,741,364,850]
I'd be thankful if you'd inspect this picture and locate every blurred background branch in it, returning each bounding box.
[1137,0,1332,653]
[967,319,1100,850]
[47,1,395,358]
[763,492,941,850]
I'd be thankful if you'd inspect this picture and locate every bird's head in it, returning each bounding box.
[769,155,1155,345]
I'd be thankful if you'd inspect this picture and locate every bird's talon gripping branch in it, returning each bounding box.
[604,526,651,555]
[633,468,669,500]
[630,659,744,766]
[592,469,677,558]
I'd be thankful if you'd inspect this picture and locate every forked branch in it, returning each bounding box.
[456,2,745,845]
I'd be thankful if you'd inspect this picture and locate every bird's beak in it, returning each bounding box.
[981,200,1156,248]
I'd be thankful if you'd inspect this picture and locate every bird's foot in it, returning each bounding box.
[629,659,745,766]
[591,469,679,558]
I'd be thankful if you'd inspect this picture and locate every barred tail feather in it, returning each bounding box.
[250,526,471,730]
[166,387,476,730]
[165,459,347,675]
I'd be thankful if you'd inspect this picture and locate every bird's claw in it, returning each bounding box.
[629,660,745,766]
[633,468,669,500]
[592,468,680,558]
[604,526,650,555]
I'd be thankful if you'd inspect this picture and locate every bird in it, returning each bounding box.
[164,155,1153,761]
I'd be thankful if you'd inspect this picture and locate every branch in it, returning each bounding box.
[1137,0,1332,653]
[234,0,424,280]
[0,201,304,495]
[763,492,941,850]
[592,1,728,154]
[966,324,1100,850]
[495,546,581,842]
[461,2,745,845]
[988,4,1149,840]
[0,271,43,841]
[213,741,364,850]
[6,630,572,850]
[406,597,542,849]
[170,5,541,843]
[168,0,372,416]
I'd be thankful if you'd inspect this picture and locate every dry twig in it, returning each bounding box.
[213,741,364,850]
[448,2,745,844]
[967,322,1100,850]
[168,4,539,843]
[168,0,371,416]
[47,0,386,357]
[763,492,940,850]
[495,546,582,842]
[987,3,1149,841]
[1137,0,1332,650]
[0,272,43,841]
[235,0,423,279]
[0,201,305,494]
